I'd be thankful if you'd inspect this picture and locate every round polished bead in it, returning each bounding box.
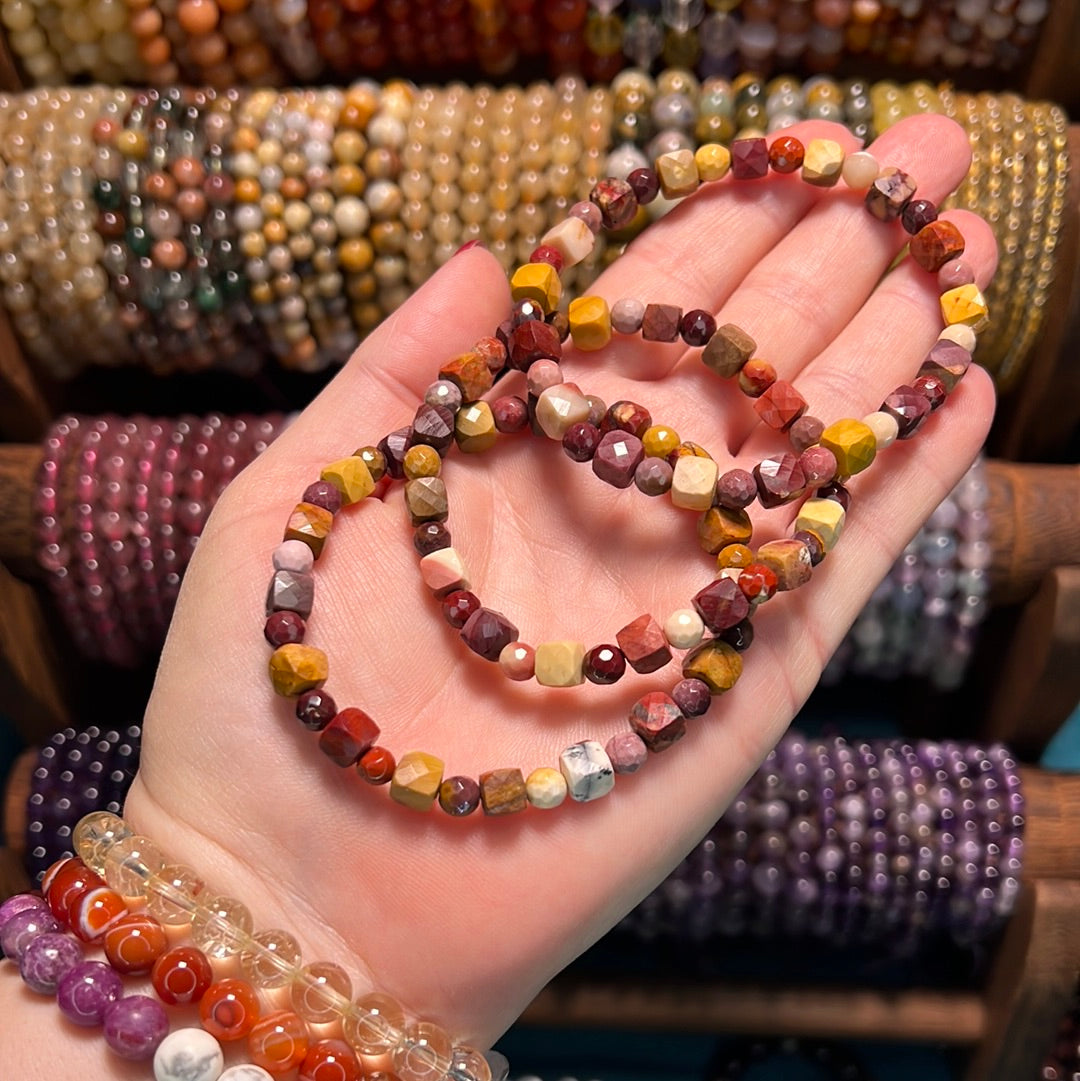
[103,913,168,974]
[626,167,660,204]
[265,610,305,646]
[562,421,601,462]
[403,445,442,480]
[901,197,938,234]
[584,644,626,684]
[0,893,48,934]
[611,297,645,334]
[499,641,535,681]
[146,865,205,925]
[273,540,315,575]
[442,590,481,629]
[568,200,603,234]
[292,962,351,1025]
[104,995,169,1060]
[57,959,123,1025]
[19,932,83,994]
[671,677,713,717]
[249,1010,309,1073]
[914,373,948,410]
[663,609,705,649]
[527,359,564,397]
[241,929,302,989]
[152,946,214,1005]
[356,446,387,482]
[200,978,261,1040]
[357,746,396,785]
[44,858,103,922]
[634,457,673,496]
[343,992,404,1056]
[154,1028,225,1081]
[413,521,452,555]
[937,259,976,290]
[393,1020,453,1081]
[70,885,127,943]
[438,776,481,816]
[296,690,337,731]
[299,1039,361,1081]
[679,309,717,346]
[424,381,463,414]
[716,468,757,509]
[302,480,342,515]
[529,245,563,272]
[719,618,755,652]
[492,396,528,433]
[104,834,166,897]
[788,415,825,453]
[192,895,253,958]
[862,410,900,449]
[841,150,879,189]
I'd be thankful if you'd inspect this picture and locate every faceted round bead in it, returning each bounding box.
[530,245,564,272]
[788,415,825,453]
[717,543,755,570]
[492,396,528,433]
[603,400,652,437]
[413,521,452,555]
[562,421,601,462]
[146,864,205,925]
[611,297,645,334]
[191,895,253,958]
[438,776,481,816]
[738,562,779,601]
[798,445,838,487]
[103,913,168,974]
[265,610,305,646]
[358,746,396,785]
[671,678,712,717]
[272,540,314,575]
[901,197,938,234]
[423,380,463,414]
[679,309,716,346]
[768,134,804,173]
[499,641,535,681]
[605,732,648,775]
[103,995,169,1060]
[57,960,123,1025]
[527,359,564,396]
[392,1020,453,1081]
[584,644,627,685]
[634,457,673,496]
[154,1028,225,1081]
[296,689,337,731]
[914,373,948,410]
[525,767,568,809]
[302,480,343,515]
[299,1039,361,1081]
[70,885,128,943]
[73,810,131,874]
[716,468,757,509]
[403,444,442,480]
[738,358,776,397]
[356,446,387,483]
[200,978,261,1041]
[343,992,405,1056]
[241,928,302,988]
[626,166,660,204]
[442,590,480,629]
[19,931,83,994]
[817,481,851,512]
[292,962,351,1025]
[104,834,166,897]
[152,946,214,1005]
[249,1010,309,1073]
[720,618,756,651]
[663,608,705,649]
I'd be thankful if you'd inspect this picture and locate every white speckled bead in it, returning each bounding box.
[938,323,977,352]
[663,609,705,649]
[526,767,568,809]
[539,216,595,267]
[219,1067,275,1081]
[153,1028,224,1081]
[559,741,615,802]
[671,455,719,511]
[795,497,846,551]
[534,641,586,687]
[272,539,315,574]
[862,411,900,450]
[419,548,469,596]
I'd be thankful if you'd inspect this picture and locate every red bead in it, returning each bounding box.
[768,135,804,173]
[296,689,337,731]
[461,607,519,661]
[798,445,838,487]
[300,1039,362,1081]
[44,857,104,926]
[616,614,671,674]
[562,421,601,461]
[493,395,529,433]
[817,481,851,512]
[754,452,807,508]
[910,219,965,272]
[357,746,396,785]
[249,1010,309,1073]
[679,309,717,347]
[738,562,779,601]
[508,319,562,370]
[628,692,686,751]
[626,166,660,204]
[442,589,480,628]
[584,644,626,684]
[529,245,563,272]
[601,400,652,437]
[319,707,381,767]
[200,977,261,1041]
[69,885,127,943]
[151,945,214,1005]
[692,577,751,632]
[913,373,947,410]
[731,137,769,179]
[103,913,168,975]
[753,379,807,430]
[265,610,305,646]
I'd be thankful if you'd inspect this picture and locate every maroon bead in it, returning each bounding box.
[793,529,825,566]
[634,457,673,496]
[628,692,686,751]
[679,309,716,347]
[731,137,769,179]
[602,400,652,437]
[460,607,518,661]
[264,610,305,647]
[301,480,342,515]
[547,310,570,342]
[616,614,671,674]
[438,775,481,816]
[513,299,545,325]
[716,468,758,509]
[411,403,455,455]
[414,521,451,555]
[579,645,623,685]
[789,415,825,453]
[563,421,601,462]
[493,395,529,433]
[919,340,971,393]
[881,385,931,439]
[671,677,712,717]
[816,481,850,512]
[913,373,947,410]
[754,380,807,431]
[937,259,976,290]
[585,395,607,427]
[590,176,638,229]
[377,427,411,479]
[901,197,938,234]
[640,303,681,342]
[720,617,755,651]
[266,569,314,619]
[509,319,562,370]
[754,452,807,508]
[626,167,660,205]
[442,590,480,628]
[529,245,563,272]
[798,445,838,487]
[319,707,380,767]
[592,430,644,489]
[692,576,751,633]
[296,689,337,731]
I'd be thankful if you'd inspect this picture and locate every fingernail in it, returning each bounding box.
[454,239,486,256]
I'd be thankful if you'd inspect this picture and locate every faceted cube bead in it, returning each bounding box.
[592,431,644,488]
[940,284,988,330]
[454,401,498,454]
[537,382,590,439]
[754,452,807,507]
[754,380,807,431]
[461,607,518,661]
[320,457,375,505]
[697,505,752,554]
[616,614,672,674]
[603,400,653,437]
[269,644,328,697]
[865,168,917,221]
[479,769,527,815]
[606,732,648,774]
[411,404,455,455]
[641,303,682,342]
[525,767,567,809]
[671,454,719,511]
[319,708,380,767]
[404,477,448,525]
[510,262,560,314]
[702,323,757,378]
[560,741,615,802]
[568,295,612,351]
[881,386,931,439]
[755,538,813,591]
[534,641,586,687]
[919,340,971,392]
[910,219,965,272]
[508,320,562,370]
[692,576,750,632]
[656,148,699,198]
[439,351,493,402]
[628,692,686,751]
[819,419,877,475]
[419,547,469,597]
[390,752,444,811]
[682,639,743,694]
[284,502,333,559]
[403,445,441,479]
[731,137,769,179]
[438,776,481,816]
[795,497,846,551]
[801,139,844,186]
[539,217,595,268]
[266,570,314,619]
[590,177,638,229]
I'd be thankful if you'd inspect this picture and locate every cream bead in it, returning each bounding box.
[795,497,846,551]
[671,455,719,511]
[663,608,705,650]
[526,767,568,809]
[841,151,880,189]
[534,641,586,687]
[539,216,595,267]
[862,411,900,450]
[938,323,977,351]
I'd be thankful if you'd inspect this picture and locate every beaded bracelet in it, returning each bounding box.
[263,130,987,820]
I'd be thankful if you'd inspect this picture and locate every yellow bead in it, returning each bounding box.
[716,542,755,569]
[510,262,561,314]
[795,497,846,551]
[656,148,699,198]
[284,502,333,558]
[940,284,989,331]
[269,644,328,697]
[820,418,877,476]
[390,752,444,812]
[454,401,497,453]
[115,129,147,158]
[568,295,612,351]
[682,639,742,694]
[801,138,845,187]
[403,445,441,479]
[534,641,586,687]
[694,143,732,182]
[641,425,680,458]
[320,456,375,504]
[525,767,568,809]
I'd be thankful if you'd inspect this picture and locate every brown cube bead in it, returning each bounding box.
[697,506,753,554]
[479,768,528,815]
[702,324,757,378]
[909,220,966,273]
[641,303,682,342]
[616,613,672,674]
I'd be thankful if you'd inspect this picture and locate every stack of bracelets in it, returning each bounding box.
[0,810,512,1080]
[0,77,1066,387]
[0,0,1051,86]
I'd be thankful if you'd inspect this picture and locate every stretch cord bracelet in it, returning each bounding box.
[263,130,987,819]
[0,811,510,1081]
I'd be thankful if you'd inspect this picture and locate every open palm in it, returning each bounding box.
[125,114,997,1054]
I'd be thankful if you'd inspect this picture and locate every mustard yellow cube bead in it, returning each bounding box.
[568,295,612,351]
[795,497,846,551]
[403,444,441,479]
[656,148,699,198]
[284,502,333,559]
[510,262,561,314]
[820,418,877,476]
[390,751,444,812]
[671,454,719,511]
[940,284,989,331]
[801,138,845,187]
[695,143,732,182]
[682,638,742,694]
[454,400,497,453]
[269,643,328,697]
[534,641,586,687]
[642,424,681,458]
[320,456,375,504]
